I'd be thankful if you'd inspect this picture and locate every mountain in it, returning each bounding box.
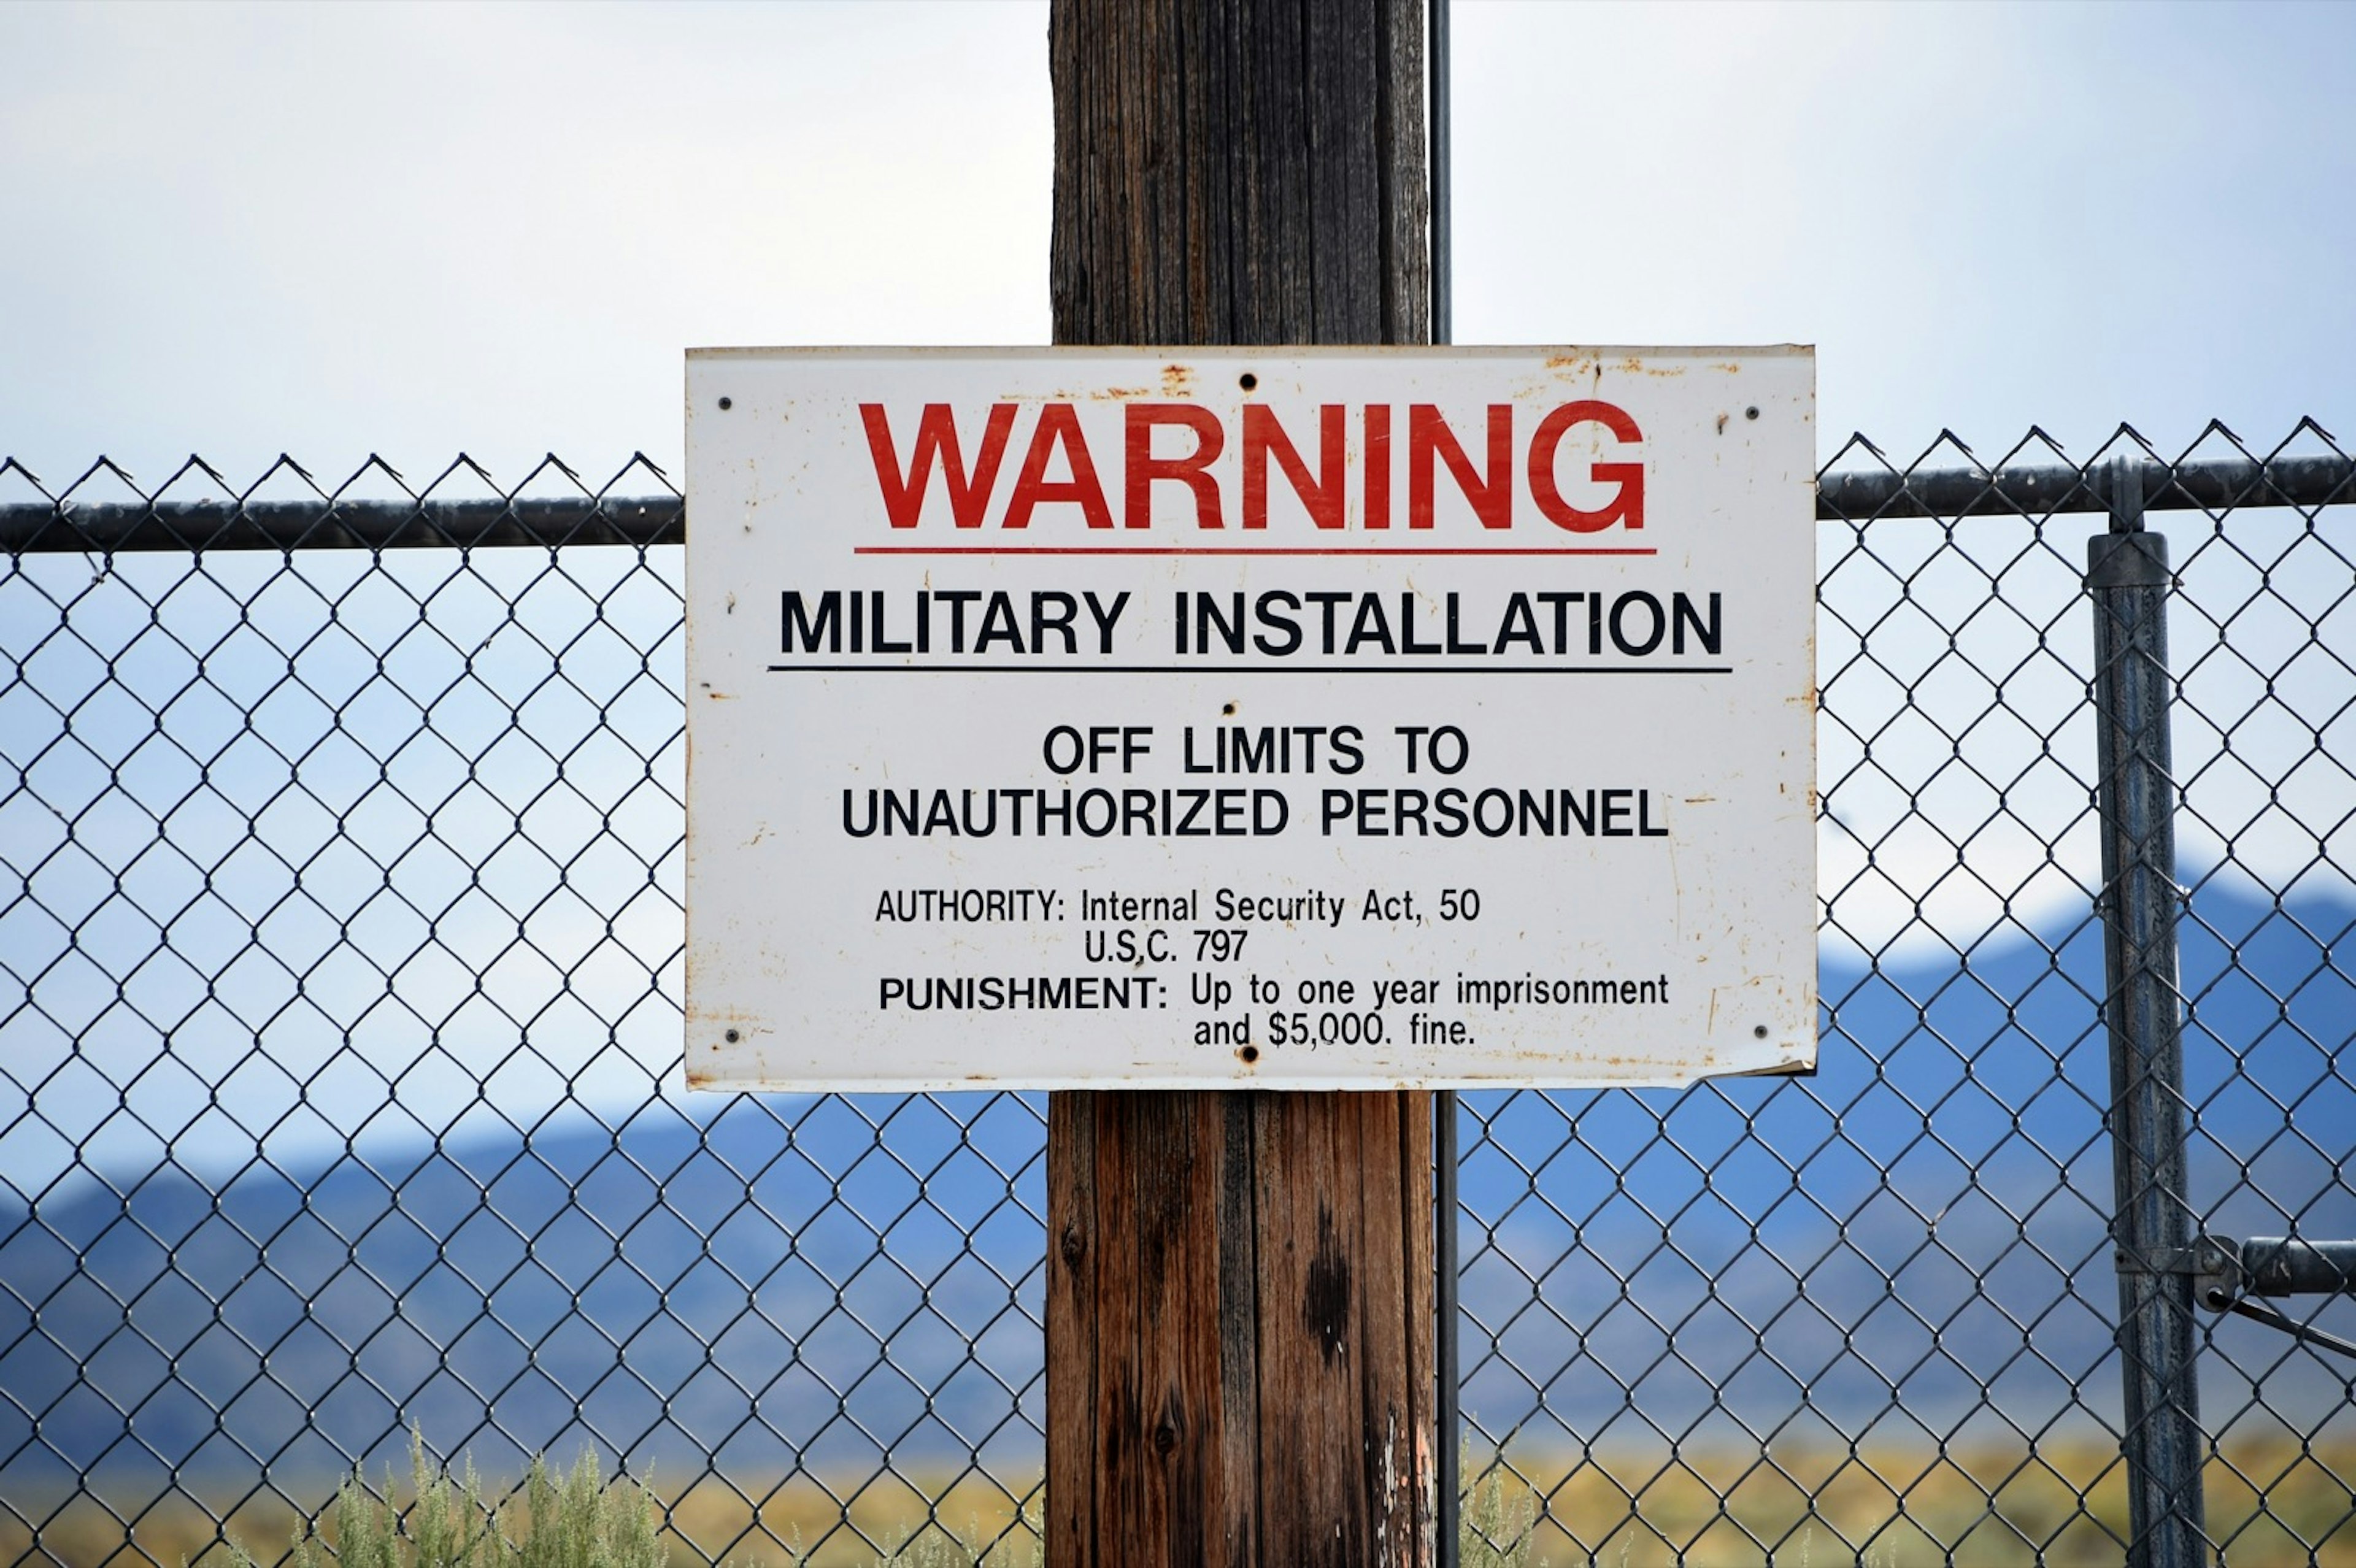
[1458,878,2356,1449]
[2,880,2349,1492]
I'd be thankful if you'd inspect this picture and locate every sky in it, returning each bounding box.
[1,0,2352,986]
[5,0,2356,488]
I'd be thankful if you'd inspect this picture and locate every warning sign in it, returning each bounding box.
[683,347,1815,1089]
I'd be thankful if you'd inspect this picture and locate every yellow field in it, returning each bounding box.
[4,1435,2349,1567]
[1459,1434,2355,1567]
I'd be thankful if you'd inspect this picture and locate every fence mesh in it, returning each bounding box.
[2,430,2351,1566]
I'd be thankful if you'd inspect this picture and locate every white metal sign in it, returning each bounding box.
[684,347,1815,1090]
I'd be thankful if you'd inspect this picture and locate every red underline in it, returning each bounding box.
[851,545,1659,557]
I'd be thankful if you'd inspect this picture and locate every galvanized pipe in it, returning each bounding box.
[1428,0,1452,352]
[2087,458,2209,1568]
[1820,452,2354,521]
[2239,1237,2356,1297]
[10,455,2355,555]
[1434,1092,1461,1567]
[1429,4,1461,1562]
[0,492,686,554]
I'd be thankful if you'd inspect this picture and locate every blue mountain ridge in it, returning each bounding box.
[2,880,2349,1493]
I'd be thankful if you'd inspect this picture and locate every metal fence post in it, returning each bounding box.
[2087,458,2209,1568]
[1430,3,1462,1561]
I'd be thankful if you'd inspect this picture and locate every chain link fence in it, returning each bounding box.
[2,429,2350,1566]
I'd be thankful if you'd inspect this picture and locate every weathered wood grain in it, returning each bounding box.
[1044,1092,1096,1564]
[1045,2,1435,1562]
[1049,0,1429,346]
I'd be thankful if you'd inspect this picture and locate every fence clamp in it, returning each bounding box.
[2163,1234,2356,1361]
[2084,529,2171,589]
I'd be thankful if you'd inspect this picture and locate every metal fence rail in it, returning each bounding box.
[2,427,2352,1566]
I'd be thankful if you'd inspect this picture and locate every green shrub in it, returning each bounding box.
[237,1431,660,1568]
[1460,1442,1543,1568]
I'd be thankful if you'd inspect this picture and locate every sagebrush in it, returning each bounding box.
[227,1431,661,1568]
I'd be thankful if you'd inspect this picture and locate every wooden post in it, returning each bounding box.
[1044,4,1435,1565]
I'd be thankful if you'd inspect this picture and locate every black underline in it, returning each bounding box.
[764,663,1734,676]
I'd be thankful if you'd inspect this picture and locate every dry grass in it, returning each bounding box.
[1461,1432,2356,1567]
[0,1466,1044,1568]
[3,1436,2349,1567]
